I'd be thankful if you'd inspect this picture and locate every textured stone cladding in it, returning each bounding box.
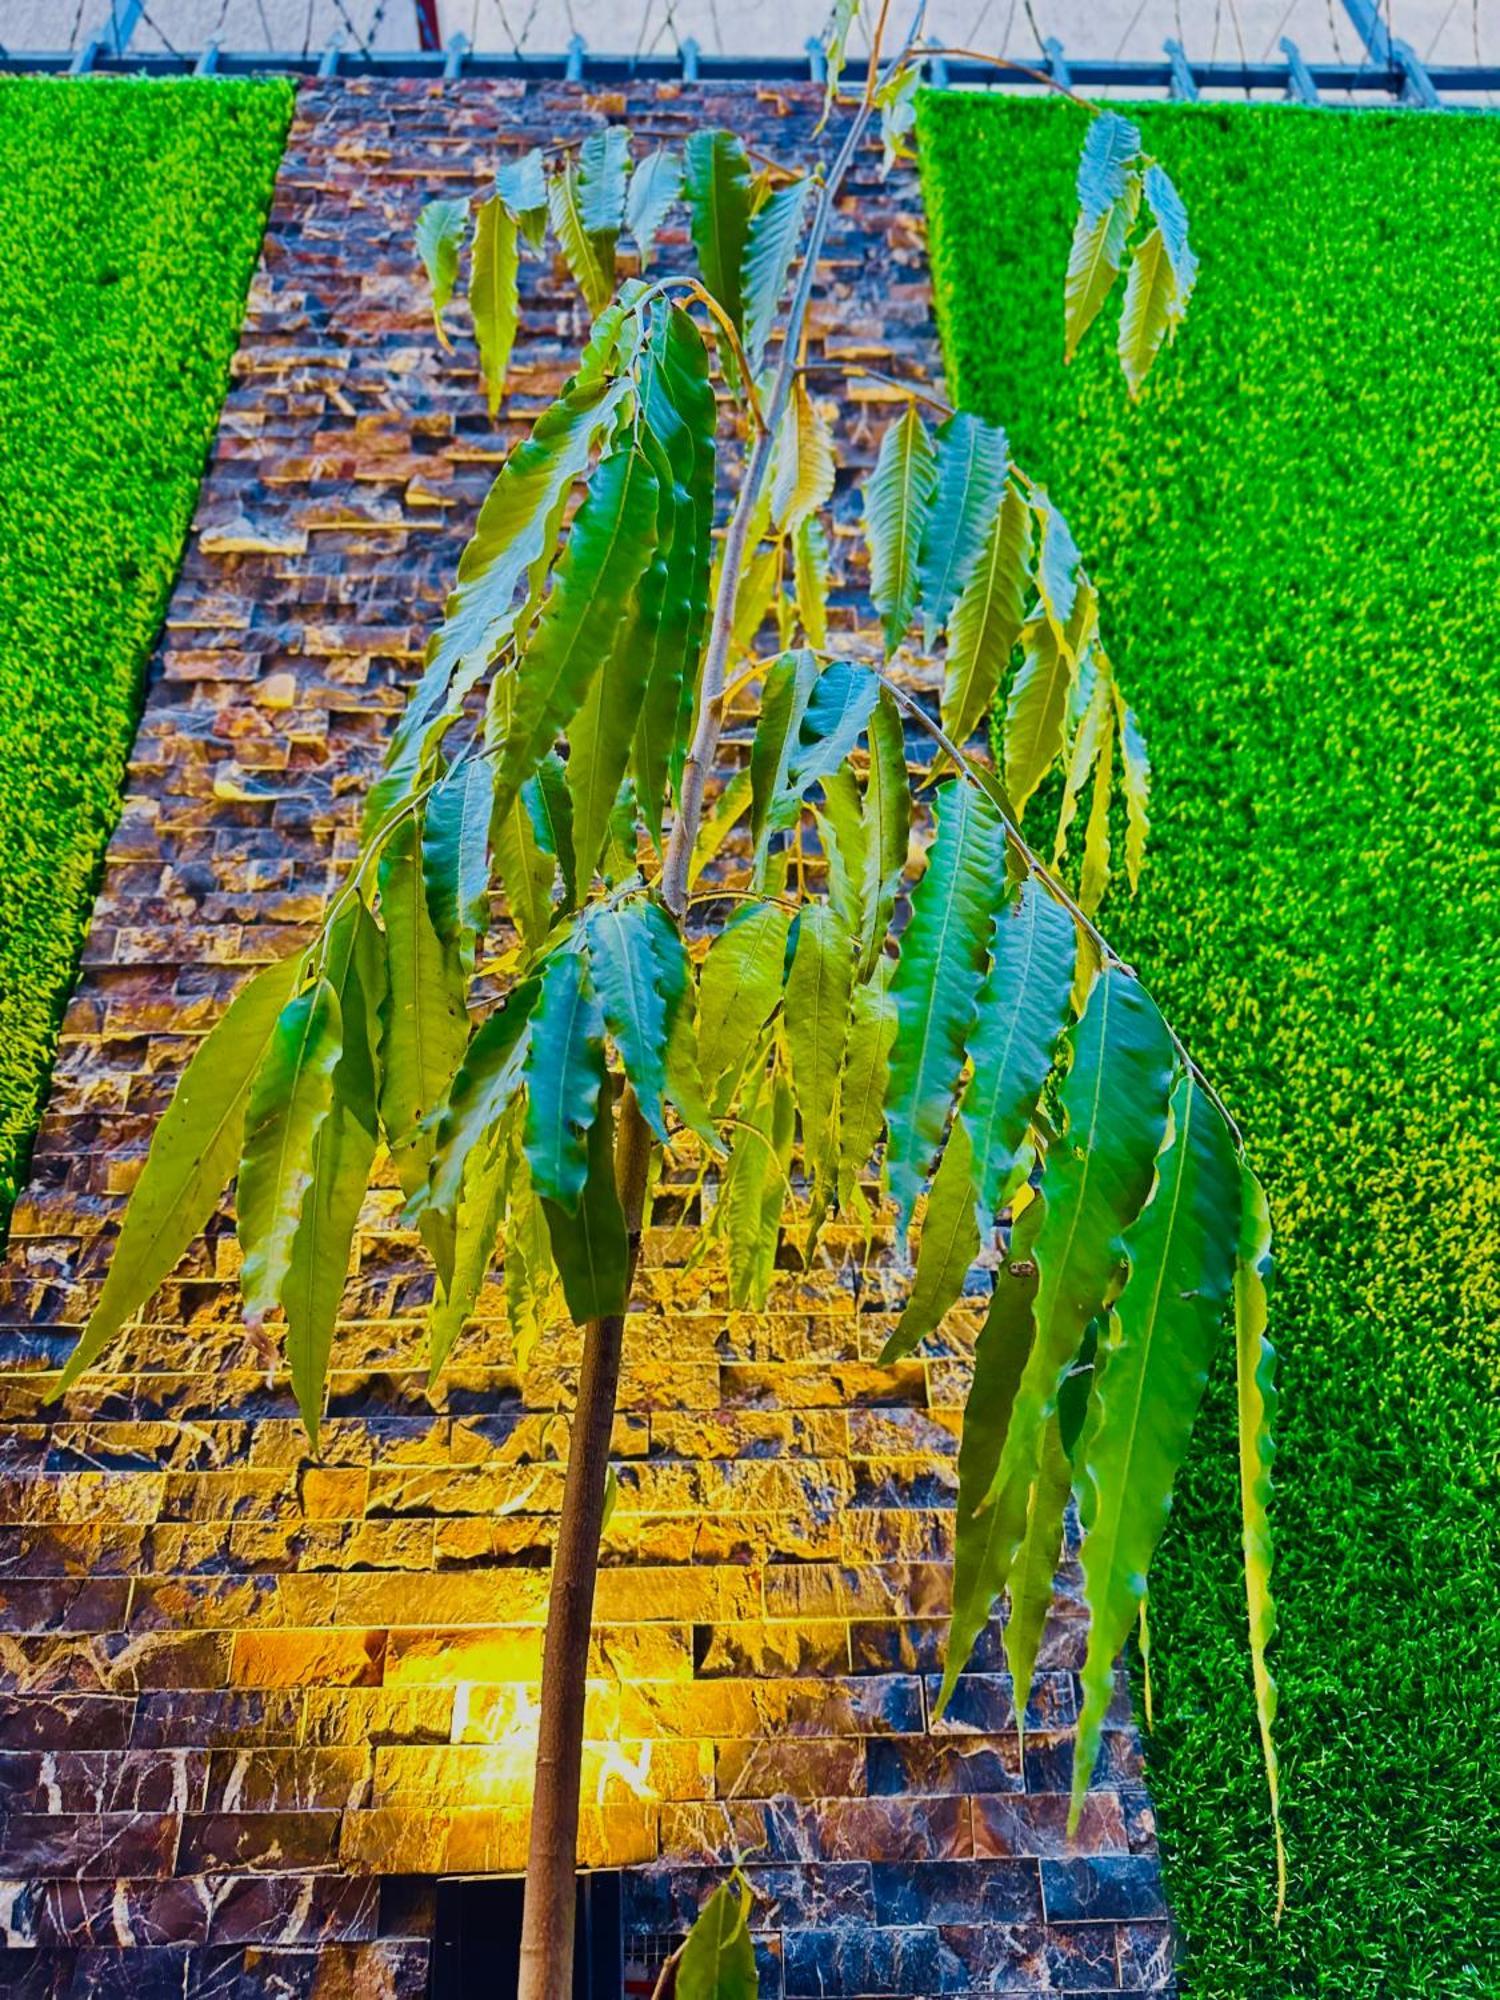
[0,80,1172,1998]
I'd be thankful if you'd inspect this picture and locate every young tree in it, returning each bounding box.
[52,8,1282,1992]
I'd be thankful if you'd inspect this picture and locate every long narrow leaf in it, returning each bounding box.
[864,402,938,657]
[696,902,792,1117]
[523,947,607,1213]
[498,444,659,814]
[741,176,811,370]
[982,968,1175,1603]
[784,902,854,1230]
[885,780,1005,1229]
[919,412,1008,649]
[237,975,344,1326]
[684,129,753,331]
[1071,1074,1239,1822]
[282,901,383,1438]
[961,878,1077,1220]
[50,953,302,1397]
[415,196,469,350]
[626,146,682,263]
[882,1117,980,1362]
[942,484,1031,749]
[588,902,673,1143]
[543,1069,629,1321]
[471,194,520,416]
[1236,1164,1286,1913]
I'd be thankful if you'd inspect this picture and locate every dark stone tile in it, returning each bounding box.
[0,1949,73,1999]
[1118,1921,1175,1991]
[177,1813,341,1875]
[3,1812,179,1879]
[782,1924,951,1996]
[1042,1858,1168,1923]
[1046,1922,1122,1991]
[870,1860,1043,1927]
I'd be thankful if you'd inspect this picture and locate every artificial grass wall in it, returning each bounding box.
[0,77,292,1232]
[920,95,1500,1997]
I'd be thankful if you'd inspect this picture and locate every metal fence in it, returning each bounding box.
[3,0,1496,106]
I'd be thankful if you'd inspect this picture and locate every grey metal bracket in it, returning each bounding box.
[1280,37,1321,105]
[196,40,220,74]
[443,32,469,79]
[679,36,700,81]
[1165,38,1199,100]
[1042,37,1071,89]
[925,37,949,88]
[69,37,102,73]
[317,38,342,80]
[565,32,586,81]
[1341,0,1443,107]
[805,36,827,85]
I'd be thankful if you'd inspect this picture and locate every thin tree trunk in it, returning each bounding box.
[517,1088,653,2000]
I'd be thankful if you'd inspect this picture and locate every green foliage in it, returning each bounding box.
[0,77,291,1241]
[921,88,1500,1996]
[59,78,1271,1958]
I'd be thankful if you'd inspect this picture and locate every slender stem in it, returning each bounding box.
[516,1084,654,2000]
[921,44,1098,111]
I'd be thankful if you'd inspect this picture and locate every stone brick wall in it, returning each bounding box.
[0,80,1173,1997]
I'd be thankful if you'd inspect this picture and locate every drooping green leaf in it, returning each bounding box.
[1031,488,1082,635]
[543,1067,630,1322]
[497,444,659,815]
[721,1069,793,1310]
[282,900,383,1439]
[1004,616,1075,821]
[1078,698,1116,917]
[793,515,830,649]
[837,953,897,1215]
[1071,1073,1240,1823]
[1236,1163,1286,1915]
[50,953,303,1398]
[428,1128,510,1386]
[885,780,1006,1229]
[1053,658,1111,866]
[496,146,547,245]
[942,483,1031,749]
[386,376,629,804]
[1075,110,1142,218]
[637,898,720,1150]
[883,1116,980,1362]
[237,974,343,1326]
[377,816,470,1221]
[770,377,835,535]
[784,902,855,1229]
[1118,227,1178,402]
[689,768,752,891]
[423,755,494,968]
[684,129,753,332]
[675,1874,759,2000]
[937,1236,1039,1711]
[817,765,868,946]
[425,976,540,1218]
[742,175,812,371]
[876,59,920,175]
[470,195,520,418]
[864,401,938,657]
[566,586,655,891]
[550,158,613,316]
[1065,171,1140,364]
[588,902,673,1143]
[781,659,879,823]
[415,196,469,350]
[919,412,1008,649]
[493,784,557,955]
[633,307,716,846]
[858,686,910,981]
[1066,114,1144,364]
[626,146,683,264]
[505,1137,558,1373]
[522,946,607,1213]
[1003,1411,1073,1750]
[749,648,819,854]
[696,901,792,1117]
[1114,681,1151,892]
[1144,162,1197,301]
[578,126,630,243]
[982,967,1175,1607]
[961,878,1077,1220]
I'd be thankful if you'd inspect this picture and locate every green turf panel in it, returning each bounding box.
[0,77,293,1234]
[919,94,1500,1998]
